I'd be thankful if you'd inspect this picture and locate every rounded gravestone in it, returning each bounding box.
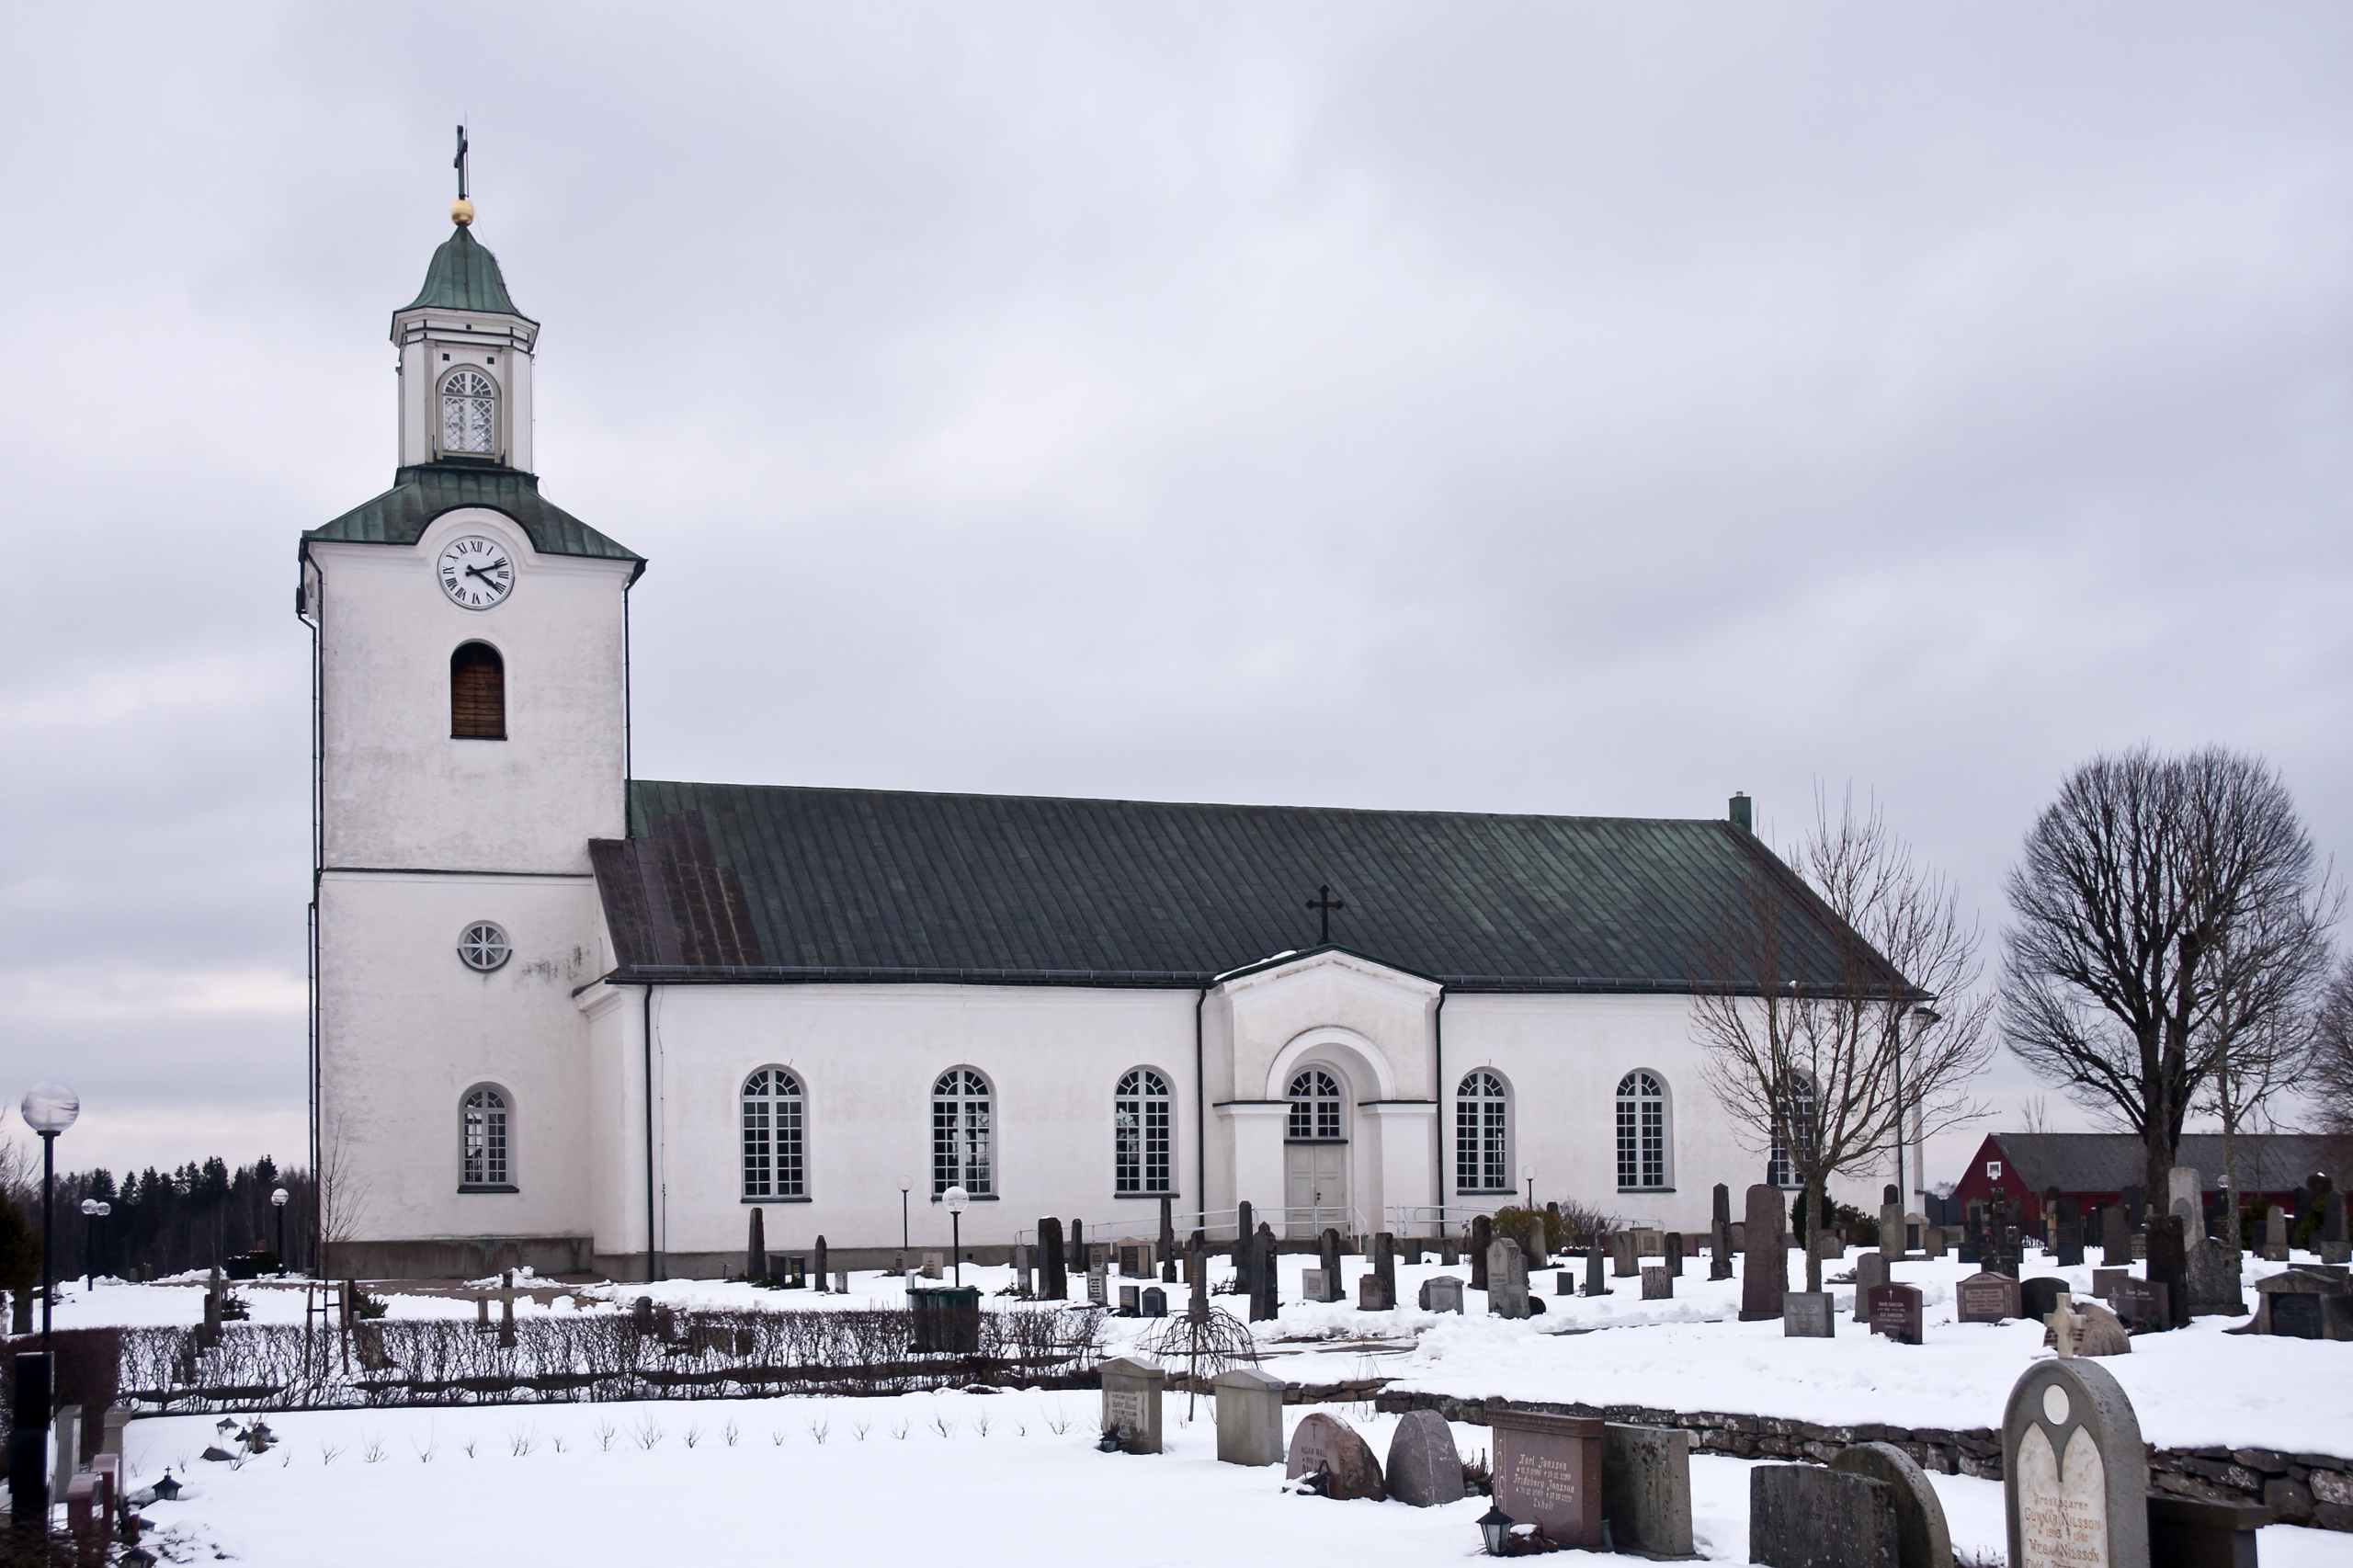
[2002,1358,2148,1568]
[1831,1441,1952,1568]
[1285,1412,1386,1501]
[1385,1410,1466,1507]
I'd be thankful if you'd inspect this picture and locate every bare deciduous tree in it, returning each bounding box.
[315,1118,373,1280]
[2309,954,2353,1140]
[1693,790,1995,1292]
[2002,746,2335,1204]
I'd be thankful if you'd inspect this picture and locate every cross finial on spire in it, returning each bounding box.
[454,124,470,200]
[1306,885,1345,945]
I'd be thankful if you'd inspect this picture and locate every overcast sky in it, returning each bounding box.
[2,5,2347,1185]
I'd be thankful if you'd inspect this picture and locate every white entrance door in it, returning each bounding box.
[1285,1144,1347,1239]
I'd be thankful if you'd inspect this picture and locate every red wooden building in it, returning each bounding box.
[1947,1132,2343,1226]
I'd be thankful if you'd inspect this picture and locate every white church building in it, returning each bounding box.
[300,202,1890,1279]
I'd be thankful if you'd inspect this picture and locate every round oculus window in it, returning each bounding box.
[457,921,511,972]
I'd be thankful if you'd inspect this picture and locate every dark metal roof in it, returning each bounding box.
[303,464,642,565]
[1982,1133,2345,1196]
[589,780,1885,993]
[402,225,531,320]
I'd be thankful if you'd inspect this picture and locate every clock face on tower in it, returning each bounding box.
[437,536,515,609]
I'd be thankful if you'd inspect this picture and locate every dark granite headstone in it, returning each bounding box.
[2101,1205,2130,1267]
[1750,1463,1896,1568]
[2054,1200,2084,1267]
[2182,1238,2244,1317]
[2109,1278,2166,1334]
[745,1207,767,1283]
[2019,1277,2069,1326]
[2001,1358,2147,1568]
[2253,1268,2351,1339]
[1372,1232,1397,1303]
[1385,1410,1466,1507]
[1956,1271,2020,1324]
[1140,1286,1166,1318]
[1868,1283,1923,1345]
[1612,1232,1640,1277]
[1491,1408,1605,1548]
[1470,1216,1492,1290]
[1602,1424,1694,1559]
[1853,1253,1887,1321]
[1286,1412,1385,1501]
[2146,1496,2268,1568]
[2121,1184,2144,1229]
[1319,1228,1343,1294]
[2326,1189,2347,1244]
[1664,1233,1684,1277]
[1040,1217,1067,1301]
[1641,1267,1673,1301]
[2144,1215,2188,1329]
[813,1235,828,1289]
[1741,1185,1788,1322]
[1584,1242,1609,1298]
[1249,1224,1280,1322]
[2090,1267,2129,1301]
[1829,1442,1950,1568]
[1711,1183,1735,1280]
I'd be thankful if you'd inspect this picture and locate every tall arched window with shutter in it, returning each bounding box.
[742,1069,805,1199]
[1114,1069,1172,1194]
[932,1068,993,1195]
[450,642,506,739]
[1615,1071,1670,1190]
[440,368,498,455]
[1455,1070,1510,1193]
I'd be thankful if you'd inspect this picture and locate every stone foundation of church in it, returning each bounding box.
[333,1233,597,1280]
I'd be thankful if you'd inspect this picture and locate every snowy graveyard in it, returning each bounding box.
[29,1236,2353,1566]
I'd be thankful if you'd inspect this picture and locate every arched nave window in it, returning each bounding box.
[742,1068,805,1199]
[1615,1071,1669,1190]
[440,368,498,455]
[1455,1071,1510,1193]
[1768,1073,1817,1189]
[460,1085,511,1189]
[1286,1069,1343,1140]
[933,1068,994,1196]
[450,642,506,740]
[1114,1069,1173,1195]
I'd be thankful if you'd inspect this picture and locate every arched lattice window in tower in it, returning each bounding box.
[1456,1070,1510,1192]
[1114,1069,1172,1194]
[742,1068,805,1199]
[1286,1069,1343,1140]
[440,369,497,455]
[460,1086,510,1188]
[932,1068,993,1195]
[1616,1071,1669,1190]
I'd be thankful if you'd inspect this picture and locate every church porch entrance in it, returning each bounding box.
[1284,1143,1348,1240]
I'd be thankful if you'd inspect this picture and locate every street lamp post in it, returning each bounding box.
[943,1186,969,1287]
[1521,1164,1536,1210]
[271,1187,290,1273]
[19,1085,79,1347]
[78,1199,109,1290]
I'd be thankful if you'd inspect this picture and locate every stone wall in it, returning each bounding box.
[1367,1390,2353,1533]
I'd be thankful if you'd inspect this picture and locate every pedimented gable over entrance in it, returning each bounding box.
[1211,947,1442,1105]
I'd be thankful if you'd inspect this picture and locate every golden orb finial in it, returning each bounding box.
[451,197,475,227]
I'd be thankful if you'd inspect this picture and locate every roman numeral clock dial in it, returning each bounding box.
[437,536,515,608]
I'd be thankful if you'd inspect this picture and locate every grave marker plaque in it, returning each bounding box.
[1286,1412,1386,1501]
[1212,1367,1284,1466]
[2002,1358,2148,1568]
[1751,1464,1897,1568]
[1602,1423,1695,1559]
[1490,1407,1604,1549]
[1784,1290,1835,1337]
[1141,1287,1166,1317]
[2182,1238,2244,1317]
[1741,1184,1788,1322]
[1419,1275,1464,1313]
[1300,1268,1330,1303]
[1488,1239,1530,1319]
[1097,1356,1165,1455]
[2108,1278,2165,1334]
[1867,1283,1924,1345]
[1956,1271,2020,1324]
[1641,1267,1673,1301]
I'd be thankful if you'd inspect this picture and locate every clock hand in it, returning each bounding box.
[463,564,507,586]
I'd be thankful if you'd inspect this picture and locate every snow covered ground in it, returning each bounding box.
[116,1390,2348,1568]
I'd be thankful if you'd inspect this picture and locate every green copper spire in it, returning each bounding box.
[403,224,531,320]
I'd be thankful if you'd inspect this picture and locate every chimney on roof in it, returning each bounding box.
[1730,792,1752,833]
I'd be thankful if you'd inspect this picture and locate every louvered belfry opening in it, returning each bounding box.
[449,642,506,739]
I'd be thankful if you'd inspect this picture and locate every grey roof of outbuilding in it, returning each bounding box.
[1985,1133,2343,1194]
[589,779,1887,993]
[303,463,642,565]
[402,225,532,320]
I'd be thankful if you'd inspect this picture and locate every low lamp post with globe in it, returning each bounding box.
[271,1187,290,1274]
[943,1186,969,1287]
[19,1085,79,1346]
[78,1199,109,1290]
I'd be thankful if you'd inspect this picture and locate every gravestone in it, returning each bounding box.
[1040,1218,1067,1301]
[2325,1190,2351,1266]
[1301,1268,1330,1303]
[833,1271,848,1295]
[1188,1244,1210,1322]
[813,1236,829,1288]
[2002,1357,2148,1568]
[1119,1285,1140,1315]
[2090,1267,2129,1301]
[1097,1357,1165,1455]
[2055,1299,2130,1357]
[1228,1206,1245,1264]
[1741,1185,1788,1321]
[1956,1271,2021,1324]
[1611,1233,1640,1277]
[2146,1497,2268,1568]
[1641,1267,1673,1301]
[1357,1273,1392,1312]
[1402,1236,1425,1266]
[1491,1407,1605,1548]
[1750,1463,1898,1568]
[1470,1216,1493,1290]
[1784,1290,1835,1337]
[1141,1287,1166,1317]
[1319,1228,1343,1295]
[2108,1278,2165,1334]
[1867,1283,1924,1346]
[1159,1195,1176,1264]
[1664,1233,1684,1277]
[1711,1183,1735,1280]
[1922,1226,1947,1259]
[745,1207,766,1283]
[1086,1269,1108,1307]
[1603,1423,1695,1559]
[2252,1267,2352,1340]
[1488,1239,1530,1319]
[1880,1185,1905,1263]
[1073,1218,1089,1277]
[2121,1184,2144,1229]
[2144,1216,2188,1330]
[2053,1200,2084,1267]
[2101,1206,2130,1267]
[1904,1214,1927,1255]
[1249,1224,1280,1322]
[1731,1221,1746,1252]
[1372,1232,1398,1304]
[1585,1240,1609,1297]
[1120,1244,1146,1278]
[1555,1270,1576,1296]
[1213,1367,1285,1465]
[1419,1275,1463,1313]
[2041,1186,2063,1246]
[2019,1277,2069,1327]
[1523,1220,1550,1270]
[1385,1410,1467,1507]
[1829,1441,1951,1568]
[50,1404,79,1514]
[1286,1412,1385,1501]
[2166,1166,2203,1240]
[1853,1253,1887,1321]
[2261,1205,2290,1263]
[921,1251,943,1280]
[2182,1238,2244,1316]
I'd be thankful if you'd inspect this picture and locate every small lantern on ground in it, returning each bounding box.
[153,1471,181,1502]
[943,1186,969,1286]
[1479,1502,1515,1557]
